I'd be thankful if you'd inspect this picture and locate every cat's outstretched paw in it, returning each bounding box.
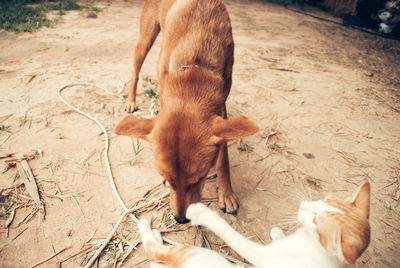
[152,229,163,245]
[138,219,163,245]
[270,227,285,241]
[186,203,217,226]
[138,219,153,243]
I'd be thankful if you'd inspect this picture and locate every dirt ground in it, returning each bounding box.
[1,0,400,267]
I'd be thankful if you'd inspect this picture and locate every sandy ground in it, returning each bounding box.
[1,0,400,267]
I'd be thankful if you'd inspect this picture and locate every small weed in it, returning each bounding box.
[85,5,101,18]
[163,209,170,222]
[0,185,38,225]
[27,74,37,84]
[144,88,159,99]
[56,132,65,139]
[0,194,16,220]
[162,208,181,229]
[3,201,16,218]
[42,1,82,12]
[129,138,144,166]
[88,6,101,13]
[105,240,121,259]
[142,76,159,99]
[86,11,97,18]
[103,238,133,268]
[0,125,11,133]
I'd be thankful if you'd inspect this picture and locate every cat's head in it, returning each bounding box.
[298,182,370,265]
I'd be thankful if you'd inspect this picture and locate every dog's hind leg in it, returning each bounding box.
[125,1,161,113]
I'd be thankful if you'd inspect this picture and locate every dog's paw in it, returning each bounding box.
[186,203,216,226]
[270,227,285,241]
[124,101,138,113]
[218,191,239,215]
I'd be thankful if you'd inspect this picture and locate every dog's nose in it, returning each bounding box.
[174,215,190,224]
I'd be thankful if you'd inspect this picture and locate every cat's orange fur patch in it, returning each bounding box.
[145,241,194,268]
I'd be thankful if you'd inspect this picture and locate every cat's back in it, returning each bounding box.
[260,228,350,268]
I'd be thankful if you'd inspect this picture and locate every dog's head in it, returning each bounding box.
[115,111,258,222]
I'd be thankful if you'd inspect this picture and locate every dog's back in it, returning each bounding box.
[158,0,233,84]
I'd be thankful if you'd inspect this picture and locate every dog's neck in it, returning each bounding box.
[161,66,226,113]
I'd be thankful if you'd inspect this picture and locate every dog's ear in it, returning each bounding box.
[211,114,258,144]
[115,115,155,141]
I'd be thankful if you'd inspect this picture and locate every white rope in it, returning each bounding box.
[57,83,169,267]
[58,83,129,214]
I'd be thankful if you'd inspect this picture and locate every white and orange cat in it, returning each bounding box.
[138,182,370,268]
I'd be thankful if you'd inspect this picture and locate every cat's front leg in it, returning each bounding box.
[138,219,163,245]
[138,219,169,268]
[186,202,219,226]
[187,203,265,267]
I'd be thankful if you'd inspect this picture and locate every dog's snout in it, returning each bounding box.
[174,215,190,224]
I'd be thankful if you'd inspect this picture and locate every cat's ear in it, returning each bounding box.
[114,115,156,141]
[341,182,371,264]
[351,182,370,218]
[210,115,259,144]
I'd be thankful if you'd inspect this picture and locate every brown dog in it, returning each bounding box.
[115,0,258,223]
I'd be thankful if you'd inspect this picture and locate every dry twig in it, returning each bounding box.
[15,154,45,220]
[30,246,71,268]
[0,227,29,250]
[84,192,169,268]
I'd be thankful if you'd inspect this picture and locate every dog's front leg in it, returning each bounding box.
[216,104,239,214]
[216,141,239,214]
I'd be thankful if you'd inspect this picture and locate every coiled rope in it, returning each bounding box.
[57,83,168,267]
